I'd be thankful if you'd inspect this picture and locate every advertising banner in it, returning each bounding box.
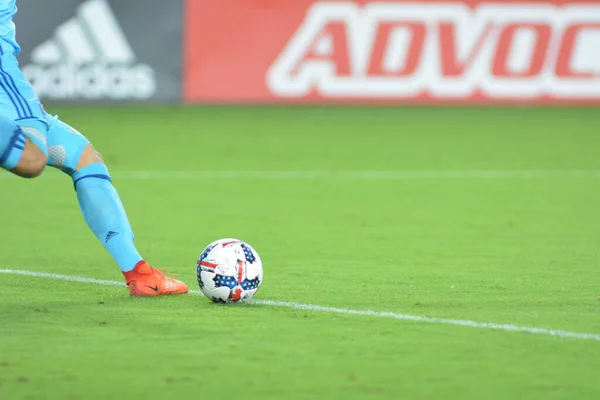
[14,0,183,102]
[185,0,600,104]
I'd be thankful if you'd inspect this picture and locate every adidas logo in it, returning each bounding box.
[22,0,156,100]
[104,231,119,243]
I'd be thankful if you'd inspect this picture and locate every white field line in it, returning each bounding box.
[2,269,600,342]
[2,170,600,180]
[0,269,127,287]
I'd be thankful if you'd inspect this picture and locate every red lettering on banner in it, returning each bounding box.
[265,2,600,102]
[492,24,551,78]
[555,24,600,78]
[292,21,351,76]
[367,22,426,76]
[439,22,492,77]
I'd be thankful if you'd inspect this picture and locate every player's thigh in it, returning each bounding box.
[0,41,48,152]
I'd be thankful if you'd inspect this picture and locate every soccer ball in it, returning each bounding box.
[196,238,263,303]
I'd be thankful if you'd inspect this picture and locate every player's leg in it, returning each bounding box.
[45,116,142,271]
[44,116,188,296]
[0,39,185,296]
[9,140,46,178]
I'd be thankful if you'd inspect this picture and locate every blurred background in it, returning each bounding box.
[13,0,600,106]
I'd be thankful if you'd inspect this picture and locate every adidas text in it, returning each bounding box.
[23,63,156,100]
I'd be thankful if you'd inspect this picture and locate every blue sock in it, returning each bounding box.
[72,162,143,272]
[0,116,27,170]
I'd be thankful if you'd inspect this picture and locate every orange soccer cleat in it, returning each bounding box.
[122,261,189,297]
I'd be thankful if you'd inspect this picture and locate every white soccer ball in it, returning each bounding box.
[196,238,263,303]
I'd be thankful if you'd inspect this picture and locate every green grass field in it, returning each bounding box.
[1,106,600,399]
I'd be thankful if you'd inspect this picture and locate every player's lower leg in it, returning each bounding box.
[44,118,187,296]
[71,147,188,296]
[72,146,143,272]
[0,115,47,178]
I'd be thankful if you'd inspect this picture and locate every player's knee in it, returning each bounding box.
[75,144,105,171]
[13,140,47,178]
